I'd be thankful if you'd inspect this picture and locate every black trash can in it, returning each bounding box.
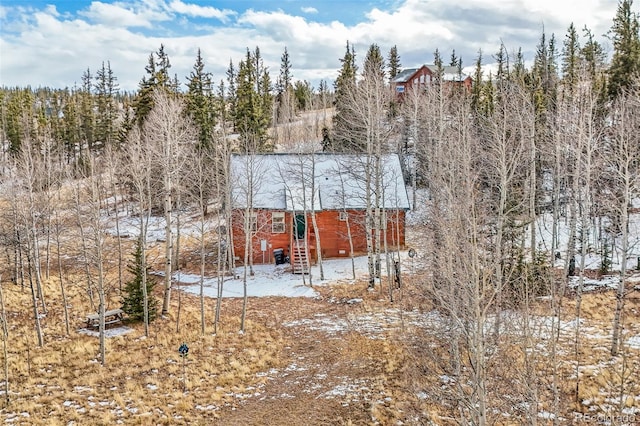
[273,248,285,265]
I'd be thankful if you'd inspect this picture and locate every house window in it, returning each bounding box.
[396,85,405,93]
[339,211,348,221]
[272,212,285,233]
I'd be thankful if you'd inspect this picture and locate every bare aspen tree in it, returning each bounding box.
[556,73,602,402]
[480,82,533,334]
[87,156,108,365]
[12,140,46,347]
[607,87,640,356]
[41,133,55,281]
[306,154,324,281]
[277,153,325,282]
[72,153,116,365]
[185,142,215,335]
[424,93,493,424]
[231,151,267,332]
[402,88,423,209]
[0,275,8,407]
[144,90,195,316]
[332,163,357,279]
[277,158,310,285]
[104,144,126,291]
[545,83,576,422]
[333,59,393,287]
[16,139,48,315]
[73,175,95,310]
[215,125,234,334]
[124,125,154,337]
[380,165,406,302]
[53,171,71,335]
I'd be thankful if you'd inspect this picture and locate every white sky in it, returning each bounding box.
[0,0,622,91]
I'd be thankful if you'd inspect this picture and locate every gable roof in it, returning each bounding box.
[391,65,471,84]
[391,68,420,83]
[230,153,410,211]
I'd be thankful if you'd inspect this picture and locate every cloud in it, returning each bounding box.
[169,0,236,22]
[79,1,169,28]
[301,6,318,14]
[0,0,621,91]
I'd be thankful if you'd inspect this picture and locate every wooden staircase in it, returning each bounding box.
[292,240,310,274]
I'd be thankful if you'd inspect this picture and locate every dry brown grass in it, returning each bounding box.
[0,273,286,425]
[2,245,640,425]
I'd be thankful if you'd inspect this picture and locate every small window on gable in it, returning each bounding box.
[339,211,348,221]
[272,212,285,233]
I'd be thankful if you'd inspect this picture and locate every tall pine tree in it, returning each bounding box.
[133,44,178,126]
[331,41,358,151]
[608,0,640,99]
[387,45,401,83]
[186,49,216,149]
[233,47,273,152]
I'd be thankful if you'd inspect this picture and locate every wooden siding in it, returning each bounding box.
[231,209,406,266]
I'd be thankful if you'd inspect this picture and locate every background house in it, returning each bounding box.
[392,64,472,98]
[230,153,410,273]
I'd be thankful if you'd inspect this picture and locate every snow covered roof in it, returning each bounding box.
[391,65,471,84]
[391,68,419,83]
[230,153,410,211]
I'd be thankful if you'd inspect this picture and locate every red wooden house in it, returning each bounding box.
[230,153,410,273]
[392,64,472,99]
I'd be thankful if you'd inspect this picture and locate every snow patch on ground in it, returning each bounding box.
[78,326,134,338]
[568,275,620,292]
[627,335,640,350]
[177,254,409,299]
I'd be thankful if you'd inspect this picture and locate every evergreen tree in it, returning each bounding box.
[134,53,157,126]
[581,27,611,121]
[233,47,273,152]
[4,88,35,155]
[276,47,292,95]
[433,48,444,84]
[133,44,178,126]
[608,0,640,99]
[512,48,526,83]
[94,61,120,149]
[331,41,358,151]
[471,50,486,114]
[561,23,581,95]
[582,26,607,81]
[121,236,158,322]
[387,45,401,82]
[363,43,385,80]
[449,49,460,68]
[225,59,237,128]
[529,30,558,122]
[493,42,509,92]
[186,49,216,149]
[275,47,295,122]
[62,88,83,161]
[80,68,96,152]
[293,80,313,111]
[117,101,134,147]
